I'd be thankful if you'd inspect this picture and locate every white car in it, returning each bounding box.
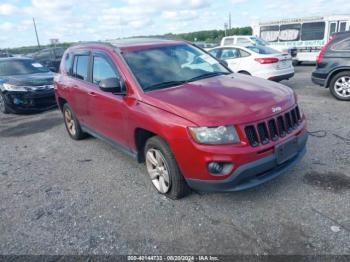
[208,45,294,81]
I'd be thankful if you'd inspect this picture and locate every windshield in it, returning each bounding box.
[246,45,279,54]
[250,37,269,46]
[0,59,50,76]
[122,44,230,91]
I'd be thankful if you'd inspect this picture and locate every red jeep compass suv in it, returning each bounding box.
[54,38,307,199]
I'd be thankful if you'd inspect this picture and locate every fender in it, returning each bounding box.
[325,66,350,88]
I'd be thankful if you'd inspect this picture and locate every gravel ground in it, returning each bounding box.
[0,66,349,255]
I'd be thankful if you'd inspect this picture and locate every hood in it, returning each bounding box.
[142,74,295,126]
[1,72,54,86]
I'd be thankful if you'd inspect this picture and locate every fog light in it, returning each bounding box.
[13,97,23,105]
[207,162,233,175]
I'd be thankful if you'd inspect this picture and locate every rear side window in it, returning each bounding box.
[72,55,89,81]
[332,38,350,51]
[239,49,250,57]
[92,56,119,84]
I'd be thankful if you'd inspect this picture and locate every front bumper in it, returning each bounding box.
[2,89,56,113]
[186,131,308,192]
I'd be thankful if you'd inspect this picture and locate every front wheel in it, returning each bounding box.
[144,136,190,199]
[329,71,350,101]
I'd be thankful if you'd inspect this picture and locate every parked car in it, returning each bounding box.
[220,35,298,62]
[312,31,350,101]
[208,45,294,81]
[193,41,219,51]
[0,58,56,113]
[32,47,65,72]
[0,50,12,58]
[55,39,307,199]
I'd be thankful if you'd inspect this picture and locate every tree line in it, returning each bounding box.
[5,27,252,54]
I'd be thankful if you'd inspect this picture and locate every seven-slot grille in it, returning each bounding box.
[245,106,302,147]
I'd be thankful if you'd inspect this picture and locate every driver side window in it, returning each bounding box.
[92,56,119,85]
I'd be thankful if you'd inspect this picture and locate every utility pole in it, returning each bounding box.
[224,23,228,36]
[32,18,40,48]
[229,12,231,30]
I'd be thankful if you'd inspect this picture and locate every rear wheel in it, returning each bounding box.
[0,92,10,114]
[329,71,350,101]
[62,103,87,140]
[145,136,190,199]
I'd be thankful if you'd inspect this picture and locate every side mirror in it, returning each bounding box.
[99,78,124,94]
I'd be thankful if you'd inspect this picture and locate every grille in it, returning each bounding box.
[244,106,302,147]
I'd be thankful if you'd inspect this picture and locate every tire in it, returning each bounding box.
[62,103,87,140]
[292,60,301,66]
[0,92,10,114]
[144,136,190,199]
[329,71,350,101]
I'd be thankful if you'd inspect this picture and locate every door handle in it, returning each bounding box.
[88,92,97,97]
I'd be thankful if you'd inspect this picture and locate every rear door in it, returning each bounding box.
[68,51,91,123]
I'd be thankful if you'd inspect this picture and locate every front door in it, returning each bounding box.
[219,48,241,72]
[85,52,129,147]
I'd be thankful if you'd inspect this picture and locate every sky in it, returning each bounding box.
[0,0,350,48]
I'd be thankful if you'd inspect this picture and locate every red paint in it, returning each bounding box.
[316,35,337,64]
[254,57,279,64]
[55,40,306,182]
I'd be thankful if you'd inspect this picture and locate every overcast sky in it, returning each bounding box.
[1,0,350,48]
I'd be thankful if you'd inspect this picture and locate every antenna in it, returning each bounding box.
[32,18,40,48]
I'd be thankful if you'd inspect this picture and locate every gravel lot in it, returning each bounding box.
[0,65,349,255]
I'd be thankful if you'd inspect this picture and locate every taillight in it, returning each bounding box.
[317,35,337,64]
[254,57,279,64]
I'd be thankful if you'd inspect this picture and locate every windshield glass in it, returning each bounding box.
[122,44,230,91]
[0,59,50,76]
[246,45,279,54]
[250,37,269,46]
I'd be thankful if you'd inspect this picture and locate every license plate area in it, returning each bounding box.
[277,60,290,69]
[275,137,298,165]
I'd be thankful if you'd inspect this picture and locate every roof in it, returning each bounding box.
[71,38,185,52]
[0,57,32,61]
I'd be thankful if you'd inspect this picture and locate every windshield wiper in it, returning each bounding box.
[186,72,229,83]
[143,80,187,91]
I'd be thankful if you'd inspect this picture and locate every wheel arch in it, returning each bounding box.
[57,96,68,111]
[134,128,157,163]
[238,70,251,75]
[325,67,350,88]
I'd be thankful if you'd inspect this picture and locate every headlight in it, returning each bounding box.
[188,125,240,144]
[3,83,27,91]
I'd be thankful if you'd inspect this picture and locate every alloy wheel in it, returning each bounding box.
[64,109,76,136]
[145,148,171,193]
[334,76,350,98]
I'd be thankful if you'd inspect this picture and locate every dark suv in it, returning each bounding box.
[32,48,65,73]
[312,31,350,101]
